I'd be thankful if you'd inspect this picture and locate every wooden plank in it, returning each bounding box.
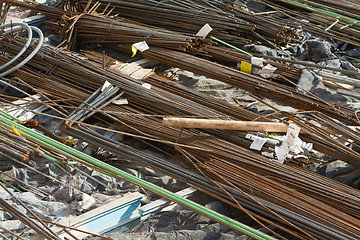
[163,117,289,132]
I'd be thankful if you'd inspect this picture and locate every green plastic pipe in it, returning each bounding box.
[0,111,275,240]
[0,109,21,122]
[345,56,360,63]
[31,146,80,166]
[0,111,79,166]
[0,176,22,193]
[210,36,253,56]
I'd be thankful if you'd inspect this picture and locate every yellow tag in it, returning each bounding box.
[65,138,75,144]
[12,124,20,136]
[65,138,76,147]
[268,134,274,138]
[131,45,138,57]
[240,61,252,74]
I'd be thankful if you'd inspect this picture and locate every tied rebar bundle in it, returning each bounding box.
[52,11,209,52]
[74,0,301,47]
[260,0,360,46]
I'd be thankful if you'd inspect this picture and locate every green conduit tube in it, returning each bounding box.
[0,110,275,240]
[210,36,253,56]
[345,56,360,63]
[32,146,80,166]
[0,176,22,193]
[0,111,79,166]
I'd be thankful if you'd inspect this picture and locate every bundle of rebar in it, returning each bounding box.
[273,0,360,20]
[0,124,39,161]
[0,109,280,240]
[74,0,257,46]
[5,0,358,125]
[2,0,302,48]
[73,0,302,47]
[63,120,360,240]
[82,50,360,167]
[70,0,360,47]
[202,45,302,82]
[4,1,360,239]
[259,0,360,46]
[1,0,65,24]
[50,11,207,52]
[116,45,358,124]
[9,1,355,124]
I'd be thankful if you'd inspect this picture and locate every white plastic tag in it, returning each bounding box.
[259,64,277,78]
[101,81,112,92]
[261,151,274,158]
[250,136,267,151]
[133,41,149,52]
[142,83,152,89]
[275,142,288,163]
[196,24,213,38]
[113,99,128,105]
[251,57,264,67]
[286,124,301,147]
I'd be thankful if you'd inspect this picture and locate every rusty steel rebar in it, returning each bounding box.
[1,39,360,239]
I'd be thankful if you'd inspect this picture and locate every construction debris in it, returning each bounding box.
[1,0,360,239]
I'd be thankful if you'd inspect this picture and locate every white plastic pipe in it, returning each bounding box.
[0,23,43,77]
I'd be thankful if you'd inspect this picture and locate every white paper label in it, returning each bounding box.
[101,81,112,92]
[251,57,264,67]
[259,64,277,78]
[286,124,301,147]
[142,83,152,89]
[196,23,213,38]
[245,133,252,139]
[275,141,288,163]
[302,142,313,152]
[113,99,128,105]
[261,151,274,158]
[133,41,149,52]
[250,136,268,151]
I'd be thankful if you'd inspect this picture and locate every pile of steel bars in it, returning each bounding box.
[74,0,302,47]
[202,45,302,82]
[2,38,360,238]
[120,45,358,124]
[2,1,360,239]
[3,1,358,125]
[2,0,301,47]
[273,0,360,20]
[11,1,358,123]
[62,120,360,240]
[75,0,257,46]
[82,50,360,166]
[0,0,65,24]
[70,0,360,47]
[0,124,39,161]
[49,11,207,52]
[0,110,277,240]
[5,0,360,49]
[260,0,360,46]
